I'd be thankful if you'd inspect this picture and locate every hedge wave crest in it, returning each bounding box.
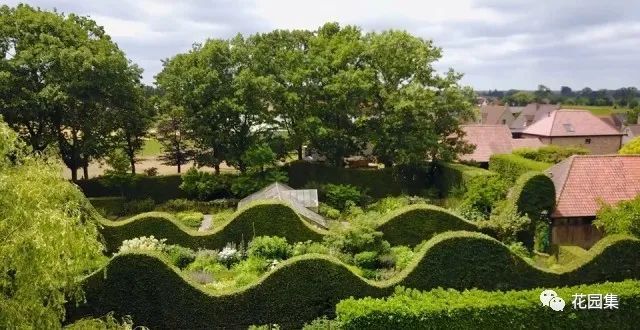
[67,231,640,328]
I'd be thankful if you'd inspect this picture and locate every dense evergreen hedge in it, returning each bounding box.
[98,201,327,253]
[76,175,188,202]
[287,161,429,197]
[432,162,497,197]
[488,154,552,182]
[67,232,640,328]
[336,280,640,329]
[376,205,482,246]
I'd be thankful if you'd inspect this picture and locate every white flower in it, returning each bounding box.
[119,235,167,253]
[218,247,238,261]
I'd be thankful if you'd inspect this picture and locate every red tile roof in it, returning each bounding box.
[522,110,622,137]
[459,125,542,162]
[479,105,511,125]
[547,155,640,218]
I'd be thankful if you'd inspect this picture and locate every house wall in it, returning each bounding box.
[551,217,603,249]
[522,135,622,154]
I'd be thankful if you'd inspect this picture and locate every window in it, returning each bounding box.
[501,119,506,124]
[585,138,591,144]
[563,123,575,132]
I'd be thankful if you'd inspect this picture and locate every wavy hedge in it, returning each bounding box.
[98,201,327,253]
[67,232,640,328]
[432,162,497,197]
[336,280,640,329]
[489,154,552,182]
[376,205,482,246]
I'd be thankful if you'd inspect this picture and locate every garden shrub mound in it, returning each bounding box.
[433,162,497,197]
[77,174,189,202]
[68,232,640,328]
[376,205,481,246]
[489,154,552,182]
[98,201,327,253]
[336,280,640,329]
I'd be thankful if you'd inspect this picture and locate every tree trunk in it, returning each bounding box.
[297,145,303,160]
[214,163,220,175]
[130,159,136,175]
[83,164,89,180]
[70,168,78,181]
[177,162,181,174]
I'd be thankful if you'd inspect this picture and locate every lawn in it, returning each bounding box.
[141,138,163,157]
[560,105,631,116]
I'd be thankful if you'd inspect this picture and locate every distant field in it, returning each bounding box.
[141,138,163,157]
[560,105,630,116]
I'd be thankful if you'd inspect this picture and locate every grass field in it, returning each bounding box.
[560,105,631,116]
[141,138,163,157]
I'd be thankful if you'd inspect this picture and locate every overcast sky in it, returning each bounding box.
[7,0,640,90]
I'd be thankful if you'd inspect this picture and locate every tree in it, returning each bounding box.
[619,137,640,155]
[595,195,640,238]
[156,106,195,173]
[363,30,475,167]
[560,86,573,97]
[0,118,104,328]
[0,5,142,181]
[534,84,552,103]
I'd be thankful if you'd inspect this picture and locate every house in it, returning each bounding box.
[510,103,560,137]
[598,113,626,131]
[623,124,640,144]
[459,125,543,166]
[520,110,623,154]
[546,155,640,248]
[237,182,328,229]
[478,105,515,126]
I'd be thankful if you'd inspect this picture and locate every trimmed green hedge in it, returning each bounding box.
[287,161,429,197]
[98,201,327,253]
[376,205,482,246]
[432,162,497,197]
[488,154,552,182]
[336,280,640,329]
[76,175,188,202]
[67,232,640,328]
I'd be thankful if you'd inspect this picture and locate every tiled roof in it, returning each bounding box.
[459,125,542,162]
[522,110,622,137]
[510,103,559,131]
[547,155,640,218]
[626,124,640,137]
[479,105,511,125]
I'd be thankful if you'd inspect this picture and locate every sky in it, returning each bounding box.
[6,0,640,90]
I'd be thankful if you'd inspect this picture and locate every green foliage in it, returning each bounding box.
[64,313,139,330]
[68,233,640,328]
[165,245,196,269]
[432,162,497,197]
[0,120,104,328]
[324,221,389,256]
[457,175,509,217]
[619,136,640,154]
[292,241,330,256]
[248,236,292,260]
[595,194,640,237]
[323,184,362,211]
[389,246,414,270]
[288,161,429,198]
[481,202,531,244]
[376,205,481,246]
[175,211,204,228]
[98,201,326,253]
[488,154,552,182]
[180,168,233,200]
[353,251,379,269]
[514,145,590,163]
[156,198,236,214]
[335,280,640,329]
[121,198,155,216]
[77,174,189,202]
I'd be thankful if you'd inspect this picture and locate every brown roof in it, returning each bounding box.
[479,105,511,125]
[459,125,542,163]
[510,103,559,131]
[547,155,640,218]
[522,109,622,137]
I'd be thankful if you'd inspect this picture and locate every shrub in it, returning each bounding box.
[318,203,341,220]
[457,175,509,216]
[248,236,292,260]
[322,184,362,211]
[180,168,233,200]
[157,198,236,213]
[488,154,551,182]
[595,194,640,238]
[390,246,414,270]
[121,198,155,216]
[619,136,640,154]
[514,144,589,163]
[353,251,379,269]
[143,167,158,176]
[165,245,196,269]
[336,281,640,329]
[481,202,531,244]
[218,244,241,267]
[324,222,389,255]
[433,162,497,197]
[508,171,556,249]
[292,241,330,256]
[175,211,203,228]
[77,174,187,202]
[118,236,166,253]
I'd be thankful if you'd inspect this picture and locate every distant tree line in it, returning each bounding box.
[1,4,477,179]
[481,85,640,108]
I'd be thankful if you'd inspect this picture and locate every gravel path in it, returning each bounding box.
[199,214,213,232]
